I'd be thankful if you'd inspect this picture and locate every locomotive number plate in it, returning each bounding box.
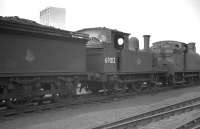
[105,57,116,64]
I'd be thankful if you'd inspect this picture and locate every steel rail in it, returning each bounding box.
[0,86,198,119]
[0,92,138,118]
[92,97,200,129]
[174,116,200,129]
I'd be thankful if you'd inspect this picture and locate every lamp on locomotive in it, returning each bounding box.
[114,34,125,50]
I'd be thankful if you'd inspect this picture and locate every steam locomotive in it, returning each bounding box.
[0,16,200,109]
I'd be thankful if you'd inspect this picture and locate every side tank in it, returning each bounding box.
[120,35,153,73]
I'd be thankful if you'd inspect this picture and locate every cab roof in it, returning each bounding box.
[77,27,130,35]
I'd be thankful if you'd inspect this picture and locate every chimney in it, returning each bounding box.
[143,35,150,50]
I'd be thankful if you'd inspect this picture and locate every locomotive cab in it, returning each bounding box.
[77,27,129,73]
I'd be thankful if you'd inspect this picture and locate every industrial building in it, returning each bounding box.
[40,7,66,29]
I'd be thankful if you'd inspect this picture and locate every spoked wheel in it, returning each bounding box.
[104,81,121,95]
[188,77,195,86]
[126,83,134,93]
[52,95,60,103]
[132,82,143,93]
[168,75,175,87]
[148,82,160,94]
[6,99,17,109]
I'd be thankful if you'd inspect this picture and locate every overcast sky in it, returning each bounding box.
[0,0,200,53]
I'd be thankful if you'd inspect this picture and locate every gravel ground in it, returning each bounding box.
[139,110,200,129]
[1,86,200,129]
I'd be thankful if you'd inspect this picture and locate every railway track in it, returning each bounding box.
[92,96,200,129]
[174,116,200,129]
[0,85,195,119]
[0,91,139,118]
[0,85,170,118]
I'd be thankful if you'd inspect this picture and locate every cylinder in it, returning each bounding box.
[143,35,150,50]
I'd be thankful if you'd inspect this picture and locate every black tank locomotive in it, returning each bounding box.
[78,27,167,93]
